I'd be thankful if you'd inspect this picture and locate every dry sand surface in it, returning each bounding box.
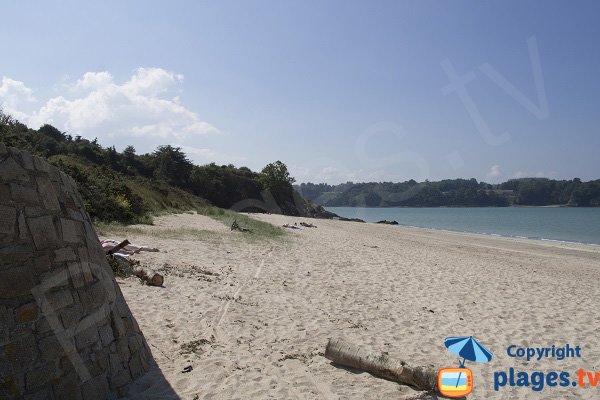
[101,212,600,400]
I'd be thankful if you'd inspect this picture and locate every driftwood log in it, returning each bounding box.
[325,338,439,393]
[135,270,164,287]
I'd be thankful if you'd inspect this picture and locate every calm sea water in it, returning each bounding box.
[325,207,600,245]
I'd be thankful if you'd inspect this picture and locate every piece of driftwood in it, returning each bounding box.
[106,239,130,255]
[325,338,438,393]
[135,269,165,287]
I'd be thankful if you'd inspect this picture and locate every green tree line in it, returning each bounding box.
[0,110,311,223]
[298,177,600,207]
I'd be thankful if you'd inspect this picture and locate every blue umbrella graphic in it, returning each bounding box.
[444,336,493,387]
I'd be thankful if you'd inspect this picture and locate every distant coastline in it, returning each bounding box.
[298,178,600,208]
[325,206,600,245]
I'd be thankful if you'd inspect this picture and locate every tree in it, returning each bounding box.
[38,124,65,142]
[258,160,295,190]
[152,145,193,188]
[258,161,297,211]
[123,145,136,159]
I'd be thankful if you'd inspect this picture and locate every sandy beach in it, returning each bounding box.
[101,213,600,400]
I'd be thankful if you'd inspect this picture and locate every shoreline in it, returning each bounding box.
[380,222,600,247]
[324,207,600,246]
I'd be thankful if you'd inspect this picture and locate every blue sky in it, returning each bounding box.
[1,0,598,184]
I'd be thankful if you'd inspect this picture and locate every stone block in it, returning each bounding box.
[33,254,52,274]
[17,210,28,239]
[10,322,34,341]
[36,176,61,211]
[140,347,152,369]
[59,304,83,330]
[24,386,53,400]
[61,218,84,243]
[0,305,13,343]
[0,373,24,398]
[0,183,10,202]
[10,183,40,205]
[0,242,34,271]
[83,224,102,256]
[27,215,59,250]
[2,333,39,372]
[80,374,109,400]
[108,352,123,375]
[55,247,77,263]
[25,361,58,391]
[77,247,89,263]
[98,324,114,347]
[87,351,109,378]
[75,325,100,351]
[115,298,131,320]
[68,262,85,288]
[117,337,130,364]
[51,371,82,400]
[33,155,50,174]
[44,288,74,312]
[78,281,109,314]
[128,355,143,379]
[109,367,131,389]
[19,150,34,170]
[69,209,85,221]
[34,316,52,336]
[0,267,35,299]
[24,206,46,218]
[15,302,39,324]
[48,165,61,183]
[110,312,126,339]
[80,261,94,284]
[127,335,141,355]
[38,334,64,360]
[60,191,78,210]
[0,204,16,235]
[0,157,30,182]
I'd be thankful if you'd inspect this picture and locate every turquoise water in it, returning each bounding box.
[325,207,600,245]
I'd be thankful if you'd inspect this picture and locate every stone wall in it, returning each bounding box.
[0,144,153,399]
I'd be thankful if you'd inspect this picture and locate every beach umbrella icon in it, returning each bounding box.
[444,336,493,388]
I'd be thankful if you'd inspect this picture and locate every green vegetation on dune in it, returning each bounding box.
[0,109,318,229]
[96,208,284,242]
[196,206,284,240]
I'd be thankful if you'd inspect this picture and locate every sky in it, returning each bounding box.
[1,0,599,184]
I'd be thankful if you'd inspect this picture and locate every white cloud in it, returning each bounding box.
[0,77,36,120]
[74,71,114,91]
[486,164,502,180]
[0,68,218,141]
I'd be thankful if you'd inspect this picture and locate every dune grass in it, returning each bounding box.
[195,206,285,241]
[96,206,284,242]
[95,223,218,241]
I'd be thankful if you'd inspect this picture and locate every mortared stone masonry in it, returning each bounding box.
[0,144,153,399]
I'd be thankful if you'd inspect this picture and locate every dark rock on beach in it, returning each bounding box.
[336,217,366,223]
[377,220,399,225]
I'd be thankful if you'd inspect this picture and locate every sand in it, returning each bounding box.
[102,212,600,399]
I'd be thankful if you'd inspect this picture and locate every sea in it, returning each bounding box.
[325,207,600,246]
